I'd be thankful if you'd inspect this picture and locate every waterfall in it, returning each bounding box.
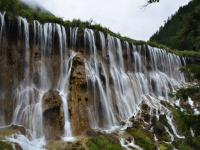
[70,27,79,49]
[12,17,45,141]
[84,32,185,130]
[56,24,76,140]
[0,11,186,149]
[0,12,5,126]
[0,12,5,46]
[4,16,76,148]
[85,29,117,130]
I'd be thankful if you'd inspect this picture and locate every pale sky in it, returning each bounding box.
[21,0,191,41]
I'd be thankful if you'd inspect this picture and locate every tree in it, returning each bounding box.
[147,0,160,4]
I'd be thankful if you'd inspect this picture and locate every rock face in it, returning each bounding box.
[42,90,64,140]
[0,125,25,150]
[0,125,26,140]
[68,53,90,135]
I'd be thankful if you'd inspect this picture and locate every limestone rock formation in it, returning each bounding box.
[68,53,90,135]
[42,90,64,140]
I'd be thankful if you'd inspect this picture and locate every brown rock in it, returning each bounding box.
[0,125,26,140]
[42,90,64,140]
[68,53,90,135]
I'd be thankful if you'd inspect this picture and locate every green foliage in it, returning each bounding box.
[150,0,200,52]
[152,117,171,142]
[158,143,173,150]
[176,86,200,100]
[0,141,13,150]
[162,100,200,149]
[0,0,20,13]
[173,139,193,150]
[190,136,200,149]
[127,128,156,150]
[147,41,200,58]
[86,134,122,150]
[180,65,200,81]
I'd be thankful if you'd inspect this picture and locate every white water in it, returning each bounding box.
[58,51,76,140]
[0,12,187,149]
[120,138,143,150]
[84,30,185,131]
[85,29,118,129]
[0,12,6,126]
[2,16,77,149]
[0,12,5,45]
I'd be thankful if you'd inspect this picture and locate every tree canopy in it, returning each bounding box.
[150,0,200,51]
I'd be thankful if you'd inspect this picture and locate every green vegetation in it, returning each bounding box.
[152,117,171,142]
[158,143,173,150]
[0,141,13,150]
[180,65,200,81]
[161,101,200,150]
[147,41,200,58]
[127,127,156,150]
[0,0,56,20]
[86,134,122,150]
[150,0,200,52]
[176,86,200,101]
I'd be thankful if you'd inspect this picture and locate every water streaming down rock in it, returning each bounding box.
[1,16,77,147]
[56,24,76,139]
[0,12,6,126]
[0,12,5,46]
[85,29,117,130]
[84,31,185,130]
[70,27,79,49]
[0,11,187,149]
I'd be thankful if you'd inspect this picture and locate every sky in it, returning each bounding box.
[21,0,191,41]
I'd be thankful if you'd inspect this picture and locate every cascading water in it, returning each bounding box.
[85,29,117,130]
[0,15,77,149]
[0,12,5,46]
[0,12,5,126]
[70,27,79,49]
[0,11,187,149]
[84,31,185,131]
[56,24,76,139]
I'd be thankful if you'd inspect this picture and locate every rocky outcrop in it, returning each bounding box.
[42,90,64,140]
[68,53,90,135]
[0,125,25,150]
[0,125,26,140]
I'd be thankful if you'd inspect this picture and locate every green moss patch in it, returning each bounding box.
[86,134,122,150]
[127,128,156,150]
[152,117,171,142]
[158,143,173,150]
[0,141,14,150]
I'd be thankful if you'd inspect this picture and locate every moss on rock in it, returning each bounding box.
[127,128,156,150]
[46,140,86,150]
[158,143,173,150]
[0,141,14,150]
[173,139,193,150]
[86,134,122,150]
[152,117,171,142]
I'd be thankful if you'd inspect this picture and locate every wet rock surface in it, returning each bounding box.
[68,53,90,135]
[0,125,26,140]
[0,125,25,150]
[42,90,64,140]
